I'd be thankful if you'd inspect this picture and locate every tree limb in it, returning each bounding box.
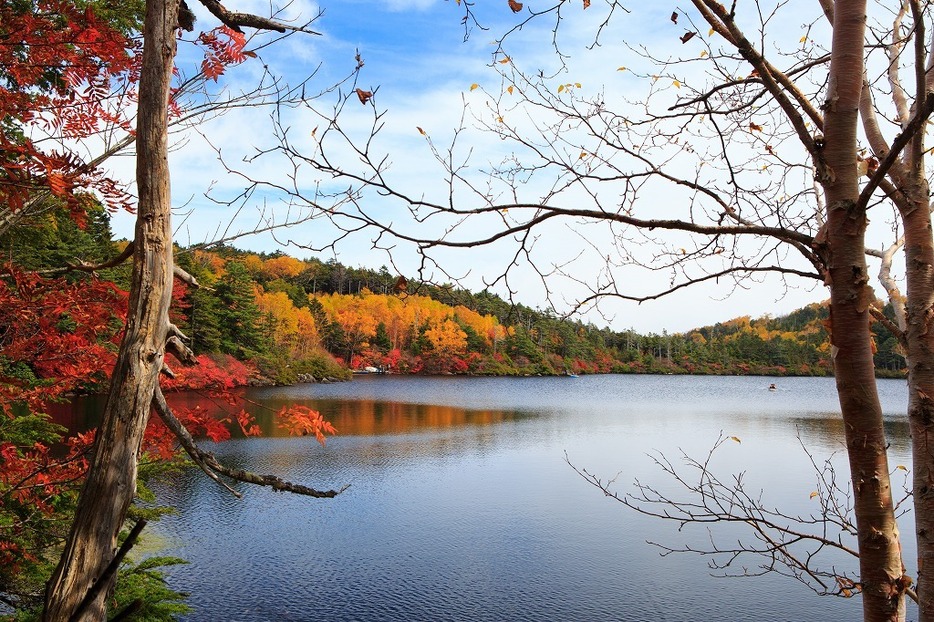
[197,0,321,34]
[151,387,347,498]
[40,241,135,278]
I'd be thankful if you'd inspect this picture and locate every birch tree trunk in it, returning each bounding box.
[42,0,178,618]
[822,2,905,619]
[901,200,934,621]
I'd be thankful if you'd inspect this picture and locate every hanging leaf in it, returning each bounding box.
[583,0,591,8]
[507,85,514,95]
[470,83,479,91]
[730,436,742,443]
[709,27,715,36]
[749,122,763,131]
[47,171,68,197]
[277,406,336,446]
[617,66,627,71]
[417,126,426,136]
[670,11,678,23]
[673,79,681,88]
[700,50,708,58]
[680,31,696,44]
[355,88,373,105]
[897,465,908,471]
[558,84,565,93]
[499,56,511,64]
[508,0,523,12]
[809,491,819,499]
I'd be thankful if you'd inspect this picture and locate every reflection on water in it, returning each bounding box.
[59,375,913,621]
[249,398,535,438]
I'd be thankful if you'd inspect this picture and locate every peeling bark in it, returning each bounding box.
[899,187,934,622]
[822,2,907,620]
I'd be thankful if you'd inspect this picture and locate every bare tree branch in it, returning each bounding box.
[152,387,347,498]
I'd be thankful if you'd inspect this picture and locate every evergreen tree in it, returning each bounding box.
[373,321,392,353]
[214,261,267,358]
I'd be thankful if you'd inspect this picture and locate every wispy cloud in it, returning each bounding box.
[106,0,835,333]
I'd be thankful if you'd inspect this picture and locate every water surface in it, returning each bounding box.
[144,374,912,621]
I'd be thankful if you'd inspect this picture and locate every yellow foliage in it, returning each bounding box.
[313,292,504,353]
[263,256,306,279]
[425,319,468,355]
[242,254,264,276]
[255,290,320,357]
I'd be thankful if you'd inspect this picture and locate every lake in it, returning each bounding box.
[133,375,914,621]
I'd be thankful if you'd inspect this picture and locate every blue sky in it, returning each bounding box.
[105,0,835,334]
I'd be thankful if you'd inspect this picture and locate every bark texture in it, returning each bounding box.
[42,0,178,619]
[822,2,906,620]
[900,174,934,622]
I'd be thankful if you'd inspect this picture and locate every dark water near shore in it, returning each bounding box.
[72,374,916,620]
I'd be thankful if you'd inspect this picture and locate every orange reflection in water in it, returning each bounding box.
[246,396,521,438]
[48,389,522,441]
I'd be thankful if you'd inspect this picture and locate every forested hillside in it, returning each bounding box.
[1,206,906,391]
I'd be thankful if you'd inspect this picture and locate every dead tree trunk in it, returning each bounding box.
[42,0,178,618]
[821,2,906,619]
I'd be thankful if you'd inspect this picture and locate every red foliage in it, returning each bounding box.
[143,400,245,460]
[0,430,94,571]
[0,1,141,220]
[277,405,336,445]
[0,270,127,409]
[381,348,403,370]
[161,354,255,392]
[196,26,255,82]
[170,278,191,327]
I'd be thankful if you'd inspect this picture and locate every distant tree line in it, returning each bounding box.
[1,206,906,386]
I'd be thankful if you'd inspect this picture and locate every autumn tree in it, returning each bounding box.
[25,1,341,620]
[0,0,141,235]
[231,0,934,619]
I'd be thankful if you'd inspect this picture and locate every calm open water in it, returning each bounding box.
[137,374,913,621]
